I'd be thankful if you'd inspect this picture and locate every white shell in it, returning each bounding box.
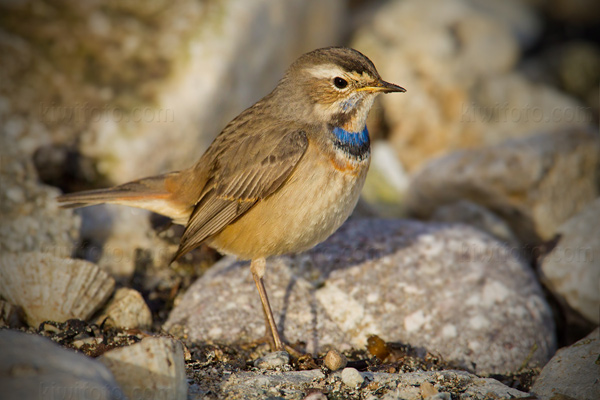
[0,252,115,327]
[98,337,187,400]
[95,287,153,329]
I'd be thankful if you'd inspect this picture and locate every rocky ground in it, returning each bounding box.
[1,0,599,399]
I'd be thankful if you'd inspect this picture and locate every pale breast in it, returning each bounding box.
[209,141,369,260]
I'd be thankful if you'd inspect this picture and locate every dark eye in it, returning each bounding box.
[333,77,348,89]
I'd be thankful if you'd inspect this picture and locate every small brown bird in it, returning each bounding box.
[58,47,405,351]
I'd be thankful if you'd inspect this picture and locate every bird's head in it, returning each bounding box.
[279,47,405,132]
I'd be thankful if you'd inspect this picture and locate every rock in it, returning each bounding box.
[0,252,115,328]
[469,73,593,142]
[303,392,328,400]
[95,287,152,329]
[540,199,600,323]
[0,0,346,184]
[465,0,542,49]
[166,219,555,374]
[76,205,168,280]
[420,381,438,398]
[426,394,451,400]
[212,370,326,400]
[0,300,24,329]
[406,128,599,243]
[253,351,290,370]
[534,0,600,24]
[556,42,600,103]
[98,336,187,400]
[188,369,528,400]
[0,329,125,400]
[323,349,347,371]
[531,328,600,400]
[341,367,364,388]
[362,141,411,217]
[350,0,590,174]
[0,140,79,258]
[431,200,519,245]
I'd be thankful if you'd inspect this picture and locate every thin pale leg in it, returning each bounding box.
[250,258,283,351]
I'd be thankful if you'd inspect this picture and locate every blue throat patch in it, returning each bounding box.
[332,125,370,160]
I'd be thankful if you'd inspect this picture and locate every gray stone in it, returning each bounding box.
[406,128,599,243]
[253,351,290,370]
[166,218,555,374]
[323,349,347,371]
[362,141,411,217]
[95,287,153,329]
[0,1,346,184]
[98,337,188,400]
[465,0,542,48]
[0,140,79,258]
[215,370,325,400]
[188,369,528,400]
[341,367,364,388]
[540,199,600,323]
[351,0,589,174]
[426,393,451,400]
[76,205,171,280]
[431,200,519,245]
[0,329,125,400]
[531,328,600,400]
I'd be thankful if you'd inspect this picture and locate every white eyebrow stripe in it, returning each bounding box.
[306,66,371,85]
[306,64,346,79]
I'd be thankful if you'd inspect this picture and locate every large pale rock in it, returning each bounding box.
[431,200,519,245]
[0,330,125,400]
[76,205,174,280]
[540,199,600,323]
[98,337,187,400]
[166,219,555,374]
[0,137,79,257]
[0,0,345,183]
[189,369,528,400]
[405,128,599,243]
[531,328,600,400]
[351,0,589,172]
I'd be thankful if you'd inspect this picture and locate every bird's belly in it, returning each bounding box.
[209,145,369,260]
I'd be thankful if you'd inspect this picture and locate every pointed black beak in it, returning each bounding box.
[358,80,406,94]
[377,80,406,93]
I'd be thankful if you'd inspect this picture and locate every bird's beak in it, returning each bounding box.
[358,80,406,94]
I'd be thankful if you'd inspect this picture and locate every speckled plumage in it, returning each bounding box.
[58,46,405,351]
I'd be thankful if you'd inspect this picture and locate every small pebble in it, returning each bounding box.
[420,381,438,398]
[253,351,290,369]
[341,367,364,388]
[426,393,452,400]
[323,349,347,371]
[303,391,327,400]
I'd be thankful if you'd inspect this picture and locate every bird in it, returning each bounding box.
[58,46,406,352]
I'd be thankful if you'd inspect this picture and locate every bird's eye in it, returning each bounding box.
[333,77,348,89]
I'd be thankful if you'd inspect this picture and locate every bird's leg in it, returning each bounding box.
[250,257,284,351]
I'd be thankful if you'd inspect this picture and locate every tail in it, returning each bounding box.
[57,172,193,225]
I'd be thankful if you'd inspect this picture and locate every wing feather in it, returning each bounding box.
[172,127,308,261]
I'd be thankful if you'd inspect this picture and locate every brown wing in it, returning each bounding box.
[172,127,308,261]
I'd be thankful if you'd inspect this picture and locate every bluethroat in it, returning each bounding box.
[58,47,406,351]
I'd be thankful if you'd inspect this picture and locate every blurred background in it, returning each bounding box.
[1,0,598,345]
